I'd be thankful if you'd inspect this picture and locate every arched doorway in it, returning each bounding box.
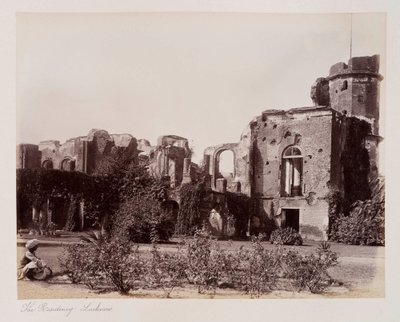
[42,159,53,169]
[161,200,179,222]
[61,158,75,171]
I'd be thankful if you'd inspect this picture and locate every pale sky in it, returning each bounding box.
[16,13,386,166]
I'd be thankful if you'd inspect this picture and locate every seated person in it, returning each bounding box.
[18,239,50,280]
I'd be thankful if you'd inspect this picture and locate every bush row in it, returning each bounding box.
[59,229,338,297]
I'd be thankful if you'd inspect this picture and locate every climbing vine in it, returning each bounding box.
[325,189,344,240]
[17,168,118,230]
[341,117,372,205]
[176,182,207,235]
[326,117,384,245]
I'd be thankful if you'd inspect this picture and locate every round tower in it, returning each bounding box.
[327,55,383,136]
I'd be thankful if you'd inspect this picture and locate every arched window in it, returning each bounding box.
[217,150,234,179]
[281,146,303,197]
[61,158,75,171]
[42,159,53,169]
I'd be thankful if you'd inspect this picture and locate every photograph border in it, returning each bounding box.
[1,1,400,322]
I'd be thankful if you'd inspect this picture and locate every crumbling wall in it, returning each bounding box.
[147,135,191,187]
[245,107,333,241]
[17,144,41,169]
[111,134,138,156]
[203,123,252,196]
[252,107,333,199]
[38,129,140,174]
[39,139,83,171]
[203,106,334,240]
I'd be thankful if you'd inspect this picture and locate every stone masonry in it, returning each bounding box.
[203,55,383,240]
[17,55,383,240]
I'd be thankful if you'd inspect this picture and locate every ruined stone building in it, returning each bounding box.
[17,130,193,230]
[203,55,383,240]
[17,55,383,241]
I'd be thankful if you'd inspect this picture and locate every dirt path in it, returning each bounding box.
[17,277,382,299]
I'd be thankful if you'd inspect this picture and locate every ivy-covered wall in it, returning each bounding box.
[331,114,372,211]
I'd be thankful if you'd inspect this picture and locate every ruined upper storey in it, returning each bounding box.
[17,130,194,188]
[311,55,383,136]
[327,55,382,81]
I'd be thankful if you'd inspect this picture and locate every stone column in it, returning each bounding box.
[47,198,52,224]
[182,157,192,184]
[163,148,170,176]
[32,206,39,234]
[216,178,227,193]
[79,201,85,231]
[183,157,191,174]
[203,155,211,174]
[39,203,47,235]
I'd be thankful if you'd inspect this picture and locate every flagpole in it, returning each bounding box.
[350,13,353,59]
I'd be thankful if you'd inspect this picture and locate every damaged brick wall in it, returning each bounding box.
[252,107,333,199]
[203,123,252,196]
[27,129,140,175]
[248,107,333,240]
[17,144,41,169]
[147,135,191,188]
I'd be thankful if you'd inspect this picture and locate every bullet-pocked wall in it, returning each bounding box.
[250,107,333,240]
[252,107,333,198]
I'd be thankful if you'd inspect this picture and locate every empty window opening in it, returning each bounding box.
[281,146,303,197]
[341,80,348,91]
[217,150,234,181]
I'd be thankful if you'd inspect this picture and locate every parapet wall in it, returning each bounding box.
[328,55,382,80]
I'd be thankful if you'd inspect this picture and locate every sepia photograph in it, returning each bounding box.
[15,12,387,301]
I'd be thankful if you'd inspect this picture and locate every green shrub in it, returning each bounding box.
[270,227,303,245]
[282,242,338,293]
[185,228,222,294]
[331,199,384,245]
[59,243,103,289]
[60,231,339,296]
[147,244,188,297]
[112,196,175,243]
[232,237,282,297]
[60,231,145,294]
[184,231,282,297]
